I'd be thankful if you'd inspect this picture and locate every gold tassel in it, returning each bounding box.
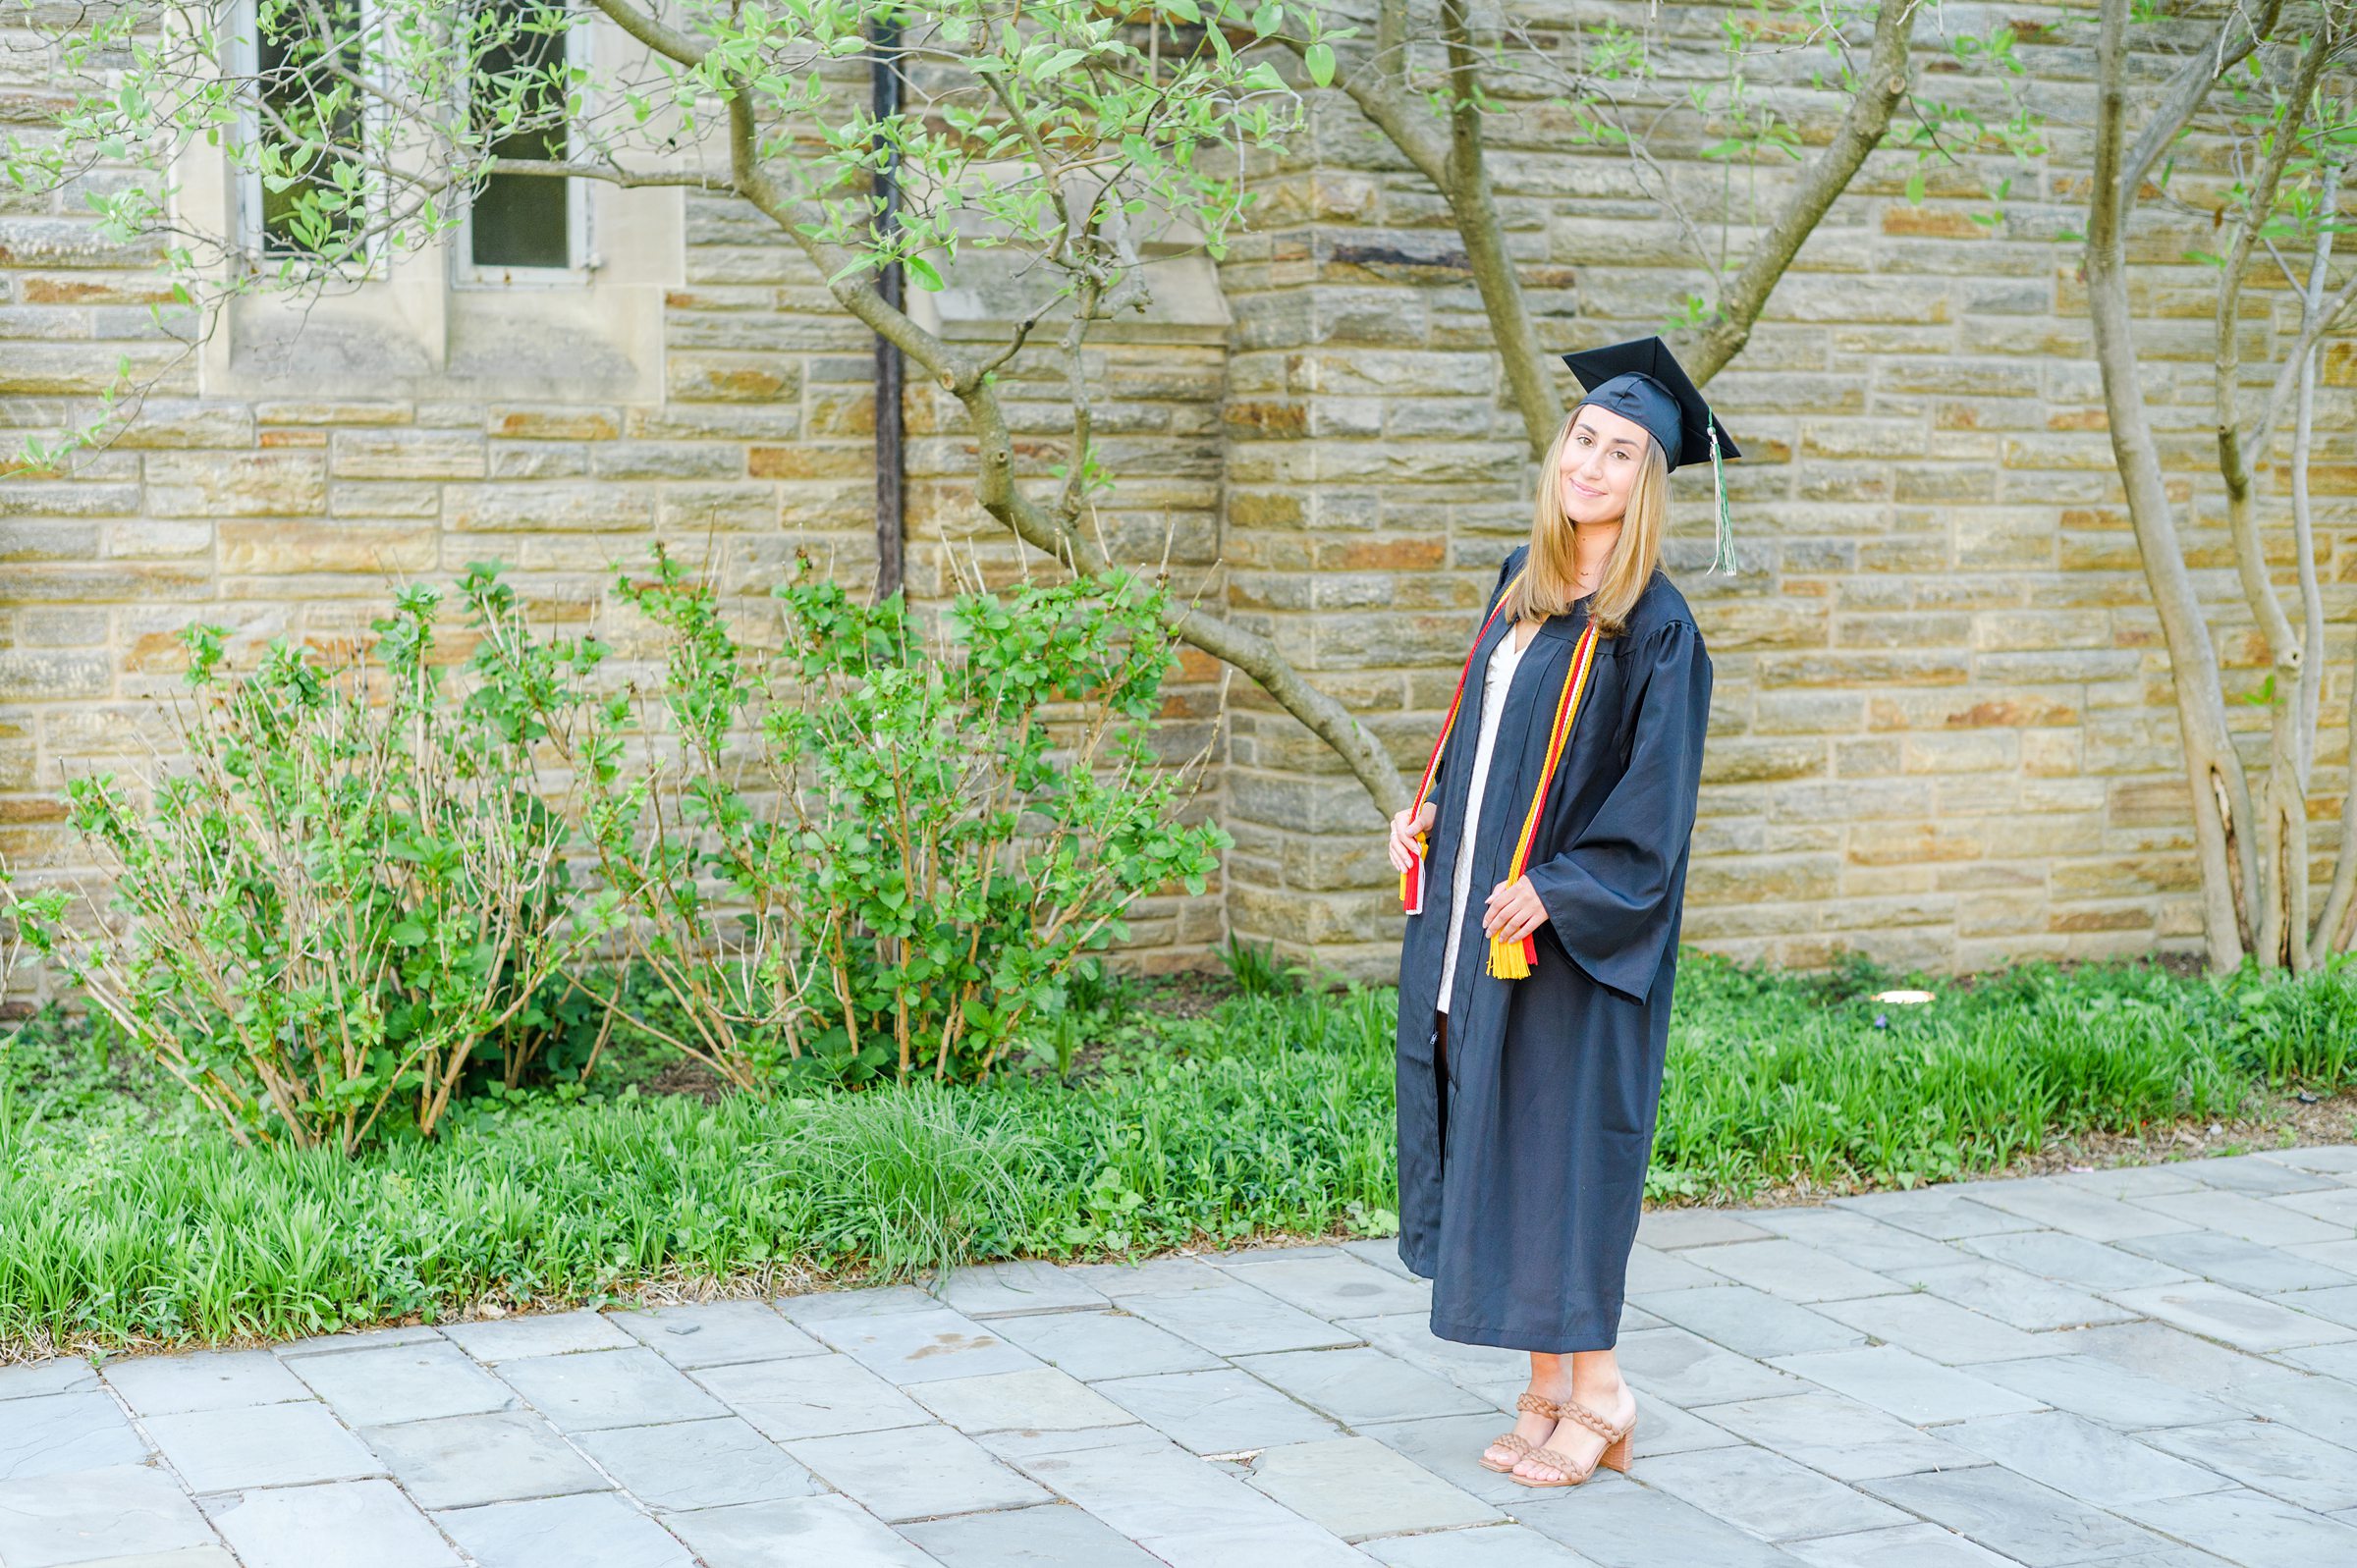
[1486,935,1531,980]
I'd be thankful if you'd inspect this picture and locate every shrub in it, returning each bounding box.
[13,568,619,1153]
[545,549,1229,1090]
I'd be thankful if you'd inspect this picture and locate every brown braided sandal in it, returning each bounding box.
[1509,1395,1635,1488]
[1478,1390,1562,1473]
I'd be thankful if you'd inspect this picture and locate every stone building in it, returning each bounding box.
[0,5,2339,978]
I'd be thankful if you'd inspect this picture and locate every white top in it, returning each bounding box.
[1437,622,1534,1014]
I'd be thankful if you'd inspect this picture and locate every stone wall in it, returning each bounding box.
[1,4,2345,978]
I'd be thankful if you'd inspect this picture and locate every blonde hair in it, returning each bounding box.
[1502,407,1670,637]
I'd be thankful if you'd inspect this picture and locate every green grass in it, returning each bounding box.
[3,953,2353,1358]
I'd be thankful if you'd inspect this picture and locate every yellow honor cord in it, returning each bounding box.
[1486,622,1602,982]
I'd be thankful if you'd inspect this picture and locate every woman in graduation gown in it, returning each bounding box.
[1385,335,1729,1489]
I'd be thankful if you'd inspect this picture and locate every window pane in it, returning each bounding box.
[470,2,573,271]
[255,0,369,259]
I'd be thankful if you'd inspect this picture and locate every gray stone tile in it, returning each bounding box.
[1943,1410,2225,1505]
[1944,1178,2197,1241]
[52,1550,240,1568]
[1832,1187,2041,1241]
[574,1416,818,1512]
[1689,1389,1980,1480]
[2275,1340,2357,1378]
[1511,1474,1810,1567]
[1960,1230,2195,1289]
[2274,1185,2357,1227]
[1637,1209,1773,1249]
[2139,1417,2357,1512]
[146,1401,383,1493]
[1242,1435,1498,1542]
[1783,1522,2018,1568]
[664,1493,937,1567]
[101,1350,310,1417]
[1815,1290,2060,1364]
[206,1480,459,1568]
[287,1340,515,1426]
[1120,1282,1362,1357]
[273,1324,444,1359]
[2179,1154,2345,1196]
[2053,1320,2318,1416]
[988,1307,1223,1380]
[609,1301,825,1368]
[1356,1413,1579,1508]
[2103,1279,2357,1352]
[497,1346,728,1432]
[1973,1353,2243,1430]
[692,1353,932,1441]
[2113,1487,2357,1568]
[1337,1312,1526,1393]
[1679,1239,1904,1303]
[1060,1255,1230,1297]
[1092,1365,1343,1454]
[774,1284,940,1323]
[362,1410,608,1510]
[1769,1344,2044,1424]
[1231,1346,1492,1426]
[932,1259,1110,1320]
[438,1309,633,1362]
[898,1501,1164,1566]
[1742,1207,1968,1272]
[1362,1522,1597,1566]
[984,1424,1368,1567]
[1615,1326,1809,1406]
[1623,1242,1740,1293]
[0,1359,96,1400]
[803,1306,1044,1384]
[434,1492,691,1568]
[1343,1237,1420,1279]
[787,1423,1051,1521]
[2118,1230,2357,1295]
[2056,1163,2207,1199]
[1628,1285,1866,1359]
[0,1465,219,1568]
[1210,1254,1432,1319]
[904,1367,1132,1433]
[2126,1190,2346,1247]
[1901,1259,2138,1330]
[2261,1145,2357,1175]
[0,1392,146,1481]
[1633,1444,1911,1540]
[2266,1283,2357,1327]
[1862,1465,2168,1564]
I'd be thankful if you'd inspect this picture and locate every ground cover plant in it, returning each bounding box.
[4,951,2354,1359]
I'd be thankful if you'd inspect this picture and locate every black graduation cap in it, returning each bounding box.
[1560,335,1740,574]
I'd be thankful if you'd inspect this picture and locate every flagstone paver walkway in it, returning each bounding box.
[8,1146,2357,1567]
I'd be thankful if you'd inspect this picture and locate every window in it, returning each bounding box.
[460,0,589,283]
[241,0,380,265]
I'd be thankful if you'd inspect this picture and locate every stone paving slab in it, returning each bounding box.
[8,1143,2356,1567]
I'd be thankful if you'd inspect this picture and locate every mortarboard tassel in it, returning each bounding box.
[1705,406,1739,577]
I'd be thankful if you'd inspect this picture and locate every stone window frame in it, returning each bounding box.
[450,0,597,291]
[189,1,674,404]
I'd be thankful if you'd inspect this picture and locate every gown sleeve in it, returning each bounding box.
[1521,616,1712,1003]
[1420,550,1522,807]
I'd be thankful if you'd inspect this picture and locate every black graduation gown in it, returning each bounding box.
[1395,548,1713,1353]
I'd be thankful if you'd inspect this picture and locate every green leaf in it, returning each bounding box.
[1305,41,1335,87]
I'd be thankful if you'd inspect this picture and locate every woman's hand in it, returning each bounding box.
[1483,876,1549,944]
[1388,801,1437,874]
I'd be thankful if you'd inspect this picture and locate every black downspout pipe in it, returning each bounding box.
[869,16,906,603]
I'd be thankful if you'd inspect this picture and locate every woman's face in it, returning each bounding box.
[1559,405,1652,525]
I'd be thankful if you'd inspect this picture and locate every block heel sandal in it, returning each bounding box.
[1510,1396,1635,1488]
[1478,1390,1562,1473]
